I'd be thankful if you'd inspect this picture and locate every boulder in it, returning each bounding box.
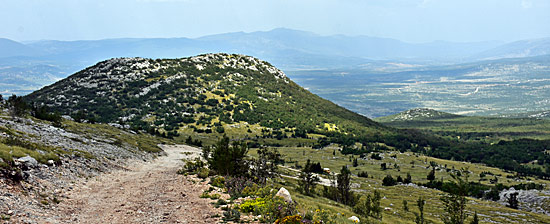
[275,187,292,203]
[348,216,360,223]
[16,156,38,169]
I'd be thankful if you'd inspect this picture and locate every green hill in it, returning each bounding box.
[26,53,387,143]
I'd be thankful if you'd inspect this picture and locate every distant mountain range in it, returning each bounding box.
[1,28,549,96]
[472,37,550,60]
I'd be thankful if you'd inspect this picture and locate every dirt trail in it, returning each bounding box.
[38,144,220,224]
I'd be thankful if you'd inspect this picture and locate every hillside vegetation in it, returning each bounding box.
[26,54,385,141]
[25,55,550,179]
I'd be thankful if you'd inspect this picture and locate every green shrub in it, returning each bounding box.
[239,198,267,213]
[178,158,206,175]
[197,167,210,179]
[204,136,248,176]
[223,206,241,222]
[210,176,225,188]
[353,190,382,220]
[382,174,397,186]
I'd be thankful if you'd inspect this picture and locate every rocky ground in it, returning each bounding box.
[3,140,222,223]
[0,116,223,223]
[0,115,155,221]
[20,144,221,224]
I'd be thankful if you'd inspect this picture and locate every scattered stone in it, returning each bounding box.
[348,216,360,223]
[275,187,292,203]
[17,156,38,169]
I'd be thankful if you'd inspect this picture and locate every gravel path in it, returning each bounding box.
[29,144,221,224]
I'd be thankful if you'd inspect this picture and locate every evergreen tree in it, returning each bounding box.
[337,166,352,205]
[382,175,397,186]
[427,168,436,181]
[206,136,249,176]
[440,171,469,224]
[300,159,320,195]
[396,175,404,183]
[415,197,425,224]
[250,147,282,184]
[404,173,413,184]
[470,212,479,224]
[507,192,519,209]
[353,190,382,221]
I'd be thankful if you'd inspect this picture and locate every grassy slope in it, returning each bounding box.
[0,112,167,170]
[250,146,550,224]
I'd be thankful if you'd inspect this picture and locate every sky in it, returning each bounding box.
[1,0,550,43]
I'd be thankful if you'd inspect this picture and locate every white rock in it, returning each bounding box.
[348,216,360,223]
[16,156,38,168]
[275,187,292,203]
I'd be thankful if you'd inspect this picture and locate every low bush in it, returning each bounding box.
[197,167,210,179]
[223,206,241,222]
[210,176,225,188]
[224,176,256,198]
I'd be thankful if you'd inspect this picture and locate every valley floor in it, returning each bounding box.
[12,145,221,224]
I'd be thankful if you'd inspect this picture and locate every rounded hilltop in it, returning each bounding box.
[25,53,383,140]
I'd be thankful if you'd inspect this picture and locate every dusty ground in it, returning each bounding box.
[16,144,222,224]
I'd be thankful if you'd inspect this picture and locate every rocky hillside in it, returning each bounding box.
[26,53,385,139]
[374,108,461,122]
[0,109,166,221]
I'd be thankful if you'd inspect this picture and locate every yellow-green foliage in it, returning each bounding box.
[240,198,267,213]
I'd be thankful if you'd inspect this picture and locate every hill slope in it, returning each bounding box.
[26,53,385,141]
[374,108,461,122]
[473,37,550,60]
[0,38,41,58]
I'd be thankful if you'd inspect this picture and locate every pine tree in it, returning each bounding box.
[300,159,320,195]
[337,166,352,205]
[415,197,425,224]
[440,171,469,224]
[470,212,479,224]
[427,168,436,181]
[404,172,413,184]
[507,192,519,209]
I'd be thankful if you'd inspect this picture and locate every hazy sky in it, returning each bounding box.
[2,0,549,43]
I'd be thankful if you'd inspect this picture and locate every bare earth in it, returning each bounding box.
[35,144,221,224]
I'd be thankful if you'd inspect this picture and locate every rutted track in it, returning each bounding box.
[31,145,220,224]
